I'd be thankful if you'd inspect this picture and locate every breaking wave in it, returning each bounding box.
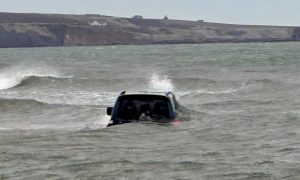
[0,98,54,109]
[0,65,64,90]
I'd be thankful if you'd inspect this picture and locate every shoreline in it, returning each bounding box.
[0,12,299,48]
[0,40,299,49]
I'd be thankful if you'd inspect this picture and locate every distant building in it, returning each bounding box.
[163,15,169,20]
[89,20,107,26]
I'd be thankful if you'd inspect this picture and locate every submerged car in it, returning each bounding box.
[107,91,178,126]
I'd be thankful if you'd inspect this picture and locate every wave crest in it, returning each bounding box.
[0,65,63,90]
[0,98,49,107]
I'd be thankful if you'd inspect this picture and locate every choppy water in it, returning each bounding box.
[0,43,300,179]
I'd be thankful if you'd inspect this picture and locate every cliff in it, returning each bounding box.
[0,12,299,48]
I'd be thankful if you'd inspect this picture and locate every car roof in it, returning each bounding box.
[118,91,174,97]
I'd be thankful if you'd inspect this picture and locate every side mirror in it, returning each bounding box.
[107,107,113,116]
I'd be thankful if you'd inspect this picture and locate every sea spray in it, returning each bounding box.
[0,64,62,90]
[0,76,23,90]
[148,73,174,92]
[94,114,111,129]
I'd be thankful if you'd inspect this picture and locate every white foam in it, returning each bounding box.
[0,64,62,90]
[195,88,239,95]
[148,73,174,92]
[0,76,23,90]
[0,127,12,131]
[176,83,248,99]
[88,115,111,129]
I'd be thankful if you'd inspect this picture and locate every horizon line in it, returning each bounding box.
[1,11,299,28]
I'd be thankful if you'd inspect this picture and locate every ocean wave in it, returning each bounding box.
[0,75,69,90]
[0,65,66,90]
[5,75,171,92]
[200,99,277,107]
[0,125,104,132]
[245,79,277,85]
[0,97,112,108]
[172,77,218,85]
[177,85,245,98]
[0,127,12,131]
[176,78,284,98]
[0,88,119,107]
[194,88,242,95]
[0,98,50,107]
[0,98,109,132]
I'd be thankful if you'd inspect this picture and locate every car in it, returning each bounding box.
[106,91,178,126]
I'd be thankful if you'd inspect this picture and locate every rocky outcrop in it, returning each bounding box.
[0,12,299,48]
[0,24,65,48]
[63,26,138,46]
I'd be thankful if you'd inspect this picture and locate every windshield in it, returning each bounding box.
[116,95,171,121]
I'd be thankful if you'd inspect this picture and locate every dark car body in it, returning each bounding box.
[107,91,178,126]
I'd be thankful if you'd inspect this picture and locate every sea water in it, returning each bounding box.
[0,42,299,179]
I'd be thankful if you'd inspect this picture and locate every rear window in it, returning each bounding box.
[116,95,170,120]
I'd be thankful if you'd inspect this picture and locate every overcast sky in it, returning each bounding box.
[0,0,299,26]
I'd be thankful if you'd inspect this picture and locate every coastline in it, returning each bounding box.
[0,12,300,48]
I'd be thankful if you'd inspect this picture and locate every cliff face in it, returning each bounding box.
[293,28,300,40]
[0,12,299,48]
[63,26,138,46]
[0,24,65,48]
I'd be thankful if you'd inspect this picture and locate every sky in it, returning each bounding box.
[0,0,299,26]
